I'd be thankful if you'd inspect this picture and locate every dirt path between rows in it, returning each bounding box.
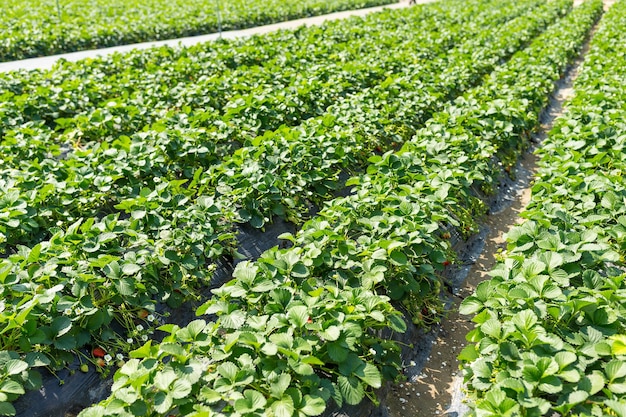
[384,0,614,415]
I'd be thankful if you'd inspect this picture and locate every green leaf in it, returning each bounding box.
[301,356,325,366]
[170,379,192,399]
[221,310,246,329]
[338,353,362,376]
[51,316,72,338]
[53,333,77,350]
[609,383,626,394]
[605,400,626,417]
[217,362,238,381]
[458,344,479,362]
[198,387,221,404]
[291,263,309,278]
[300,395,326,416]
[122,263,141,275]
[289,358,314,376]
[388,314,407,333]
[357,363,382,389]
[270,374,291,399]
[104,261,122,280]
[538,376,562,394]
[567,390,588,405]
[337,375,364,405]
[114,277,135,296]
[185,320,207,339]
[578,371,605,395]
[471,358,492,379]
[131,210,146,220]
[512,310,537,331]
[159,343,186,359]
[389,250,407,265]
[153,391,173,414]
[320,326,340,341]
[77,406,105,417]
[287,305,309,328]
[601,192,618,210]
[606,359,626,381]
[481,319,501,339]
[0,380,24,395]
[234,389,267,413]
[327,342,348,362]
[25,352,50,368]
[611,335,626,355]
[233,262,258,282]
[459,296,484,315]
[250,214,265,229]
[5,359,28,376]
[499,378,524,393]
[114,387,139,404]
[181,255,198,270]
[271,397,295,417]
[554,351,577,369]
[0,402,16,416]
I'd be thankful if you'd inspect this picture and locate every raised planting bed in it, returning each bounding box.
[460,0,626,415]
[0,0,396,62]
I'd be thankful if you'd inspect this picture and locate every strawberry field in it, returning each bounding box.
[0,0,394,61]
[461,1,626,415]
[0,0,624,416]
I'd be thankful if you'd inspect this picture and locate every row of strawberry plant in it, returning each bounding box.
[185,0,566,227]
[460,1,626,416]
[0,0,553,254]
[75,1,603,416]
[38,0,498,143]
[0,0,464,135]
[2,0,531,158]
[0,0,396,62]
[0,1,551,413]
[0,0,521,241]
[0,0,560,334]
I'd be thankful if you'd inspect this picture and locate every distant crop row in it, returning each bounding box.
[460,1,626,416]
[0,0,563,413]
[65,0,607,415]
[0,0,396,62]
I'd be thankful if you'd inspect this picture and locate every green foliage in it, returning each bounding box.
[0,0,397,61]
[459,1,626,415]
[0,0,601,413]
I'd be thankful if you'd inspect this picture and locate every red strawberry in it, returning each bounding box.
[92,347,106,358]
[443,260,451,266]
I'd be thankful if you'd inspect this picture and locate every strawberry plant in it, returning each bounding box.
[0,0,609,414]
[0,0,397,62]
[0,0,556,253]
[2,0,555,412]
[79,0,608,415]
[458,1,626,415]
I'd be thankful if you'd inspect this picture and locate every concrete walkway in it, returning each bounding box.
[0,1,418,73]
